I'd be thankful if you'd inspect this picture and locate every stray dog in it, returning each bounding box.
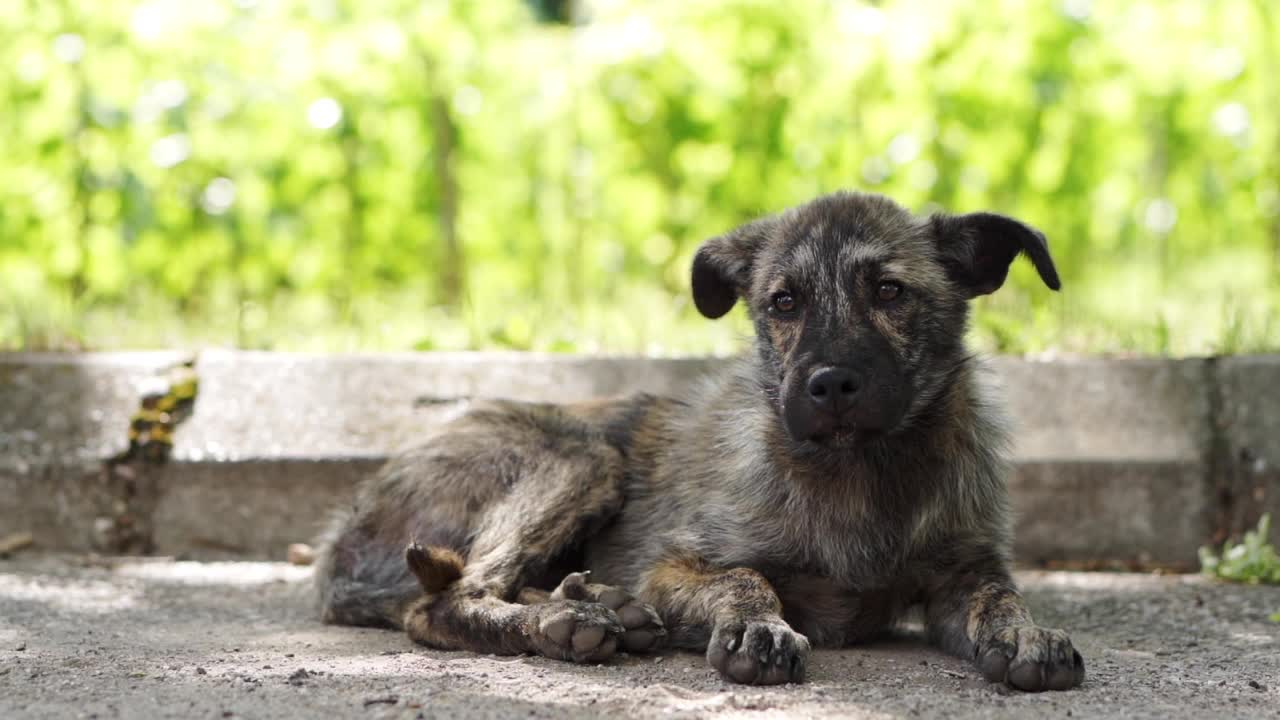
[314,190,1085,691]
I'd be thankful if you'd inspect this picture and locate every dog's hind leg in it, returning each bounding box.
[399,404,662,662]
[404,543,623,662]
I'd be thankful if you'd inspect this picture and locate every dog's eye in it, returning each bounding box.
[771,291,797,314]
[876,281,903,303]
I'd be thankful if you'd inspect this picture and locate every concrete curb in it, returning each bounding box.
[3,351,1277,564]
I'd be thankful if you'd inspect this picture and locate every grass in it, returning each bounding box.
[0,283,754,355]
[3,255,1278,356]
[1199,514,1280,623]
[1200,514,1280,587]
[4,292,1278,358]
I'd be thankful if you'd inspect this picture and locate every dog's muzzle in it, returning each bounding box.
[781,365,904,445]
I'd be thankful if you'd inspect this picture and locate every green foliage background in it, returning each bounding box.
[2,0,1278,355]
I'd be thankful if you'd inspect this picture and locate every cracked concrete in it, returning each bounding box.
[1,555,1278,719]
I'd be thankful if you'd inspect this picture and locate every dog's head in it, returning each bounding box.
[692,191,1059,448]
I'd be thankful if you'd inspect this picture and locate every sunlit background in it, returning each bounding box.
[2,0,1277,355]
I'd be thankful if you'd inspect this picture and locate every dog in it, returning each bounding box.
[314,190,1085,691]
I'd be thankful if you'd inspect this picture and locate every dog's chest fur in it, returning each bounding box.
[585,357,1009,610]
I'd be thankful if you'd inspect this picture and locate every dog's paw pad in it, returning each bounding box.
[621,629,659,652]
[601,593,665,652]
[598,588,630,610]
[532,601,623,663]
[548,578,667,653]
[618,600,665,651]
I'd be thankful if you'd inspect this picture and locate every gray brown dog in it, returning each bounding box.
[314,190,1085,691]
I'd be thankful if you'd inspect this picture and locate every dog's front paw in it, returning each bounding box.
[707,618,809,685]
[529,600,624,663]
[977,625,1085,691]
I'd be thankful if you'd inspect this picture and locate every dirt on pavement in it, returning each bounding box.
[1,555,1278,719]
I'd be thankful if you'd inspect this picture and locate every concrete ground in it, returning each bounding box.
[2,555,1278,720]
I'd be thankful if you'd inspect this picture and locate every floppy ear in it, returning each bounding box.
[690,216,777,319]
[930,212,1061,297]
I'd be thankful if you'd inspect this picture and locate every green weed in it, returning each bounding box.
[1200,514,1280,586]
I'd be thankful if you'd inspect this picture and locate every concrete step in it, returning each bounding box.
[2,351,1276,565]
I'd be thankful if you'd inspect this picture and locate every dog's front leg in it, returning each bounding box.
[924,557,1085,692]
[639,551,810,685]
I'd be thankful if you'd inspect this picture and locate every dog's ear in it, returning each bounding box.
[930,212,1061,297]
[691,216,777,318]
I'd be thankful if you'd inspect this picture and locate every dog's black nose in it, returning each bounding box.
[806,366,860,412]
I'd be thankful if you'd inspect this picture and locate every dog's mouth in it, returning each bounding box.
[779,394,896,450]
[804,425,884,449]
[776,368,910,450]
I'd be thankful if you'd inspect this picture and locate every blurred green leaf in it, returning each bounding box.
[1200,514,1280,586]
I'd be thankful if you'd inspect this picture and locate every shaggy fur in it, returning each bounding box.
[313,190,1085,691]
